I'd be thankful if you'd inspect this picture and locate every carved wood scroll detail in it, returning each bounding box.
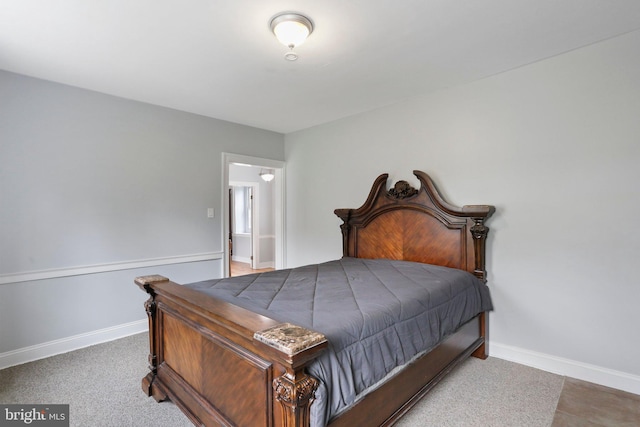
[470,220,488,240]
[387,180,418,199]
[273,371,320,427]
[470,219,490,282]
[256,323,326,426]
[143,295,157,372]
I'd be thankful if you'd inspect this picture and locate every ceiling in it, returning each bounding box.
[2,1,640,134]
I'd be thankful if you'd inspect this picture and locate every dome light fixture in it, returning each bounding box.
[259,169,275,182]
[270,12,313,61]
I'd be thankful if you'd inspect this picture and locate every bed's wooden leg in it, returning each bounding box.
[472,341,488,359]
[142,372,169,402]
[141,372,155,397]
[471,311,489,359]
[273,369,319,427]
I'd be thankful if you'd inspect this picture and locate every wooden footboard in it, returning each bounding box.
[136,275,328,427]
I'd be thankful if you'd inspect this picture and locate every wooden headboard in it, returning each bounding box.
[335,170,495,281]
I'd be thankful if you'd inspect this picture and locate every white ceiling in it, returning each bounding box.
[2,1,640,134]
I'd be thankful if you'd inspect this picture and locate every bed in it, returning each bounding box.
[135,170,495,427]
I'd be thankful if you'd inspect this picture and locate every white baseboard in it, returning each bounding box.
[256,261,275,269]
[0,319,148,370]
[490,342,640,396]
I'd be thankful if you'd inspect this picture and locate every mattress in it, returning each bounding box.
[187,257,493,426]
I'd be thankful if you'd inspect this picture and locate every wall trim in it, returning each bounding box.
[257,261,275,269]
[0,252,223,285]
[0,319,148,370]
[490,341,640,396]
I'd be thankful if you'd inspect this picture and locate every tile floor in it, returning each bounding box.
[552,377,640,426]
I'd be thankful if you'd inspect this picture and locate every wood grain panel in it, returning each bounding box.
[401,210,465,269]
[356,210,404,260]
[162,312,204,392]
[200,335,271,426]
[162,310,271,426]
[356,210,465,269]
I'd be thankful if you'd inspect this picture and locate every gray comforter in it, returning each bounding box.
[187,257,493,426]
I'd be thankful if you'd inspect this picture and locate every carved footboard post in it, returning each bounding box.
[134,275,169,400]
[273,369,319,427]
[470,216,491,282]
[254,323,328,427]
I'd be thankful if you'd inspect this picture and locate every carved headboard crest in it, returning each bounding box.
[387,180,418,199]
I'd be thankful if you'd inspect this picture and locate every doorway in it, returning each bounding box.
[222,153,285,278]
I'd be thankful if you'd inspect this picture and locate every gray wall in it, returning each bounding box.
[0,70,284,355]
[284,30,640,393]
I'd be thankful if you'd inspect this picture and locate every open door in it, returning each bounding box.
[229,183,256,275]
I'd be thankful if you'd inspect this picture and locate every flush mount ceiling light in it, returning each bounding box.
[270,12,313,61]
[259,169,275,182]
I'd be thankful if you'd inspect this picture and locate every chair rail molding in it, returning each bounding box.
[0,252,223,285]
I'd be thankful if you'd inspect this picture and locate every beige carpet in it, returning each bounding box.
[396,356,564,426]
[0,333,564,426]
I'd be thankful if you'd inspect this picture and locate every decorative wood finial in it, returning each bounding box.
[387,180,418,199]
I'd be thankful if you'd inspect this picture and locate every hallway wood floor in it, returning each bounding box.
[230,260,274,277]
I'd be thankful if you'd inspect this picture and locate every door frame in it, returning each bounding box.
[222,153,285,278]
